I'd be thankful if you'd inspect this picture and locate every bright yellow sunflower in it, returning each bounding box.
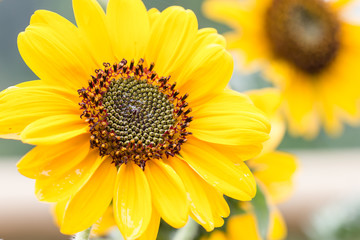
[0,0,271,239]
[203,88,297,240]
[203,0,360,138]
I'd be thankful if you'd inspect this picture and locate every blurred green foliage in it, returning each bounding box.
[0,0,359,157]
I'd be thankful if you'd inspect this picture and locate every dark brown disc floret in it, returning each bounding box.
[78,59,192,169]
[265,0,340,75]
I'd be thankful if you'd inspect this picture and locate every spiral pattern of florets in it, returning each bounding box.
[265,0,340,75]
[103,77,175,147]
[78,59,192,169]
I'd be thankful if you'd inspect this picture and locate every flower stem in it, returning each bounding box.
[74,227,92,240]
[173,218,198,240]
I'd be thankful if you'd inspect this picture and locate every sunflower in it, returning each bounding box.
[203,0,360,138]
[0,0,271,239]
[202,88,297,240]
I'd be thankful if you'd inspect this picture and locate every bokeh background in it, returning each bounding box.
[0,0,359,239]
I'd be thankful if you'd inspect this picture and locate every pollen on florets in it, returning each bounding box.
[78,59,192,169]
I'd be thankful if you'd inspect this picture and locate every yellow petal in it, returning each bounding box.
[106,0,150,61]
[330,0,352,10]
[268,208,287,240]
[227,213,262,240]
[207,187,230,228]
[262,115,286,154]
[73,0,115,65]
[148,8,160,25]
[113,162,152,240]
[0,133,21,140]
[207,142,263,162]
[190,89,270,146]
[145,160,189,228]
[282,76,319,138]
[91,206,116,237]
[61,157,117,234]
[246,88,282,119]
[250,151,298,203]
[17,133,90,179]
[207,230,228,240]
[246,88,285,153]
[136,206,161,240]
[250,151,297,183]
[166,157,215,231]
[1,80,79,102]
[21,114,88,145]
[181,136,256,201]
[202,0,256,30]
[145,6,198,77]
[35,150,103,202]
[0,86,79,136]
[196,28,226,47]
[52,198,69,228]
[175,43,233,108]
[18,10,97,91]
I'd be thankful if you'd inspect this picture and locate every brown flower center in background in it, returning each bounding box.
[265,0,340,75]
[78,59,192,169]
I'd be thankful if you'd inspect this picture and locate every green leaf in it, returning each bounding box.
[251,184,270,239]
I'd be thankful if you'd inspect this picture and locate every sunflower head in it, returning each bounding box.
[265,0,340,74]
[0,0,273,238]
[78,58,192,168]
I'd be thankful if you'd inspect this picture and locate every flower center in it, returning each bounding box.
[265,0,340,74]
[78,59,192,169]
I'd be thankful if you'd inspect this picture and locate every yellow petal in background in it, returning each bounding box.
[227,213,262,240]
[61,157,116,234]
[145,160,189,228]
[181,136,256,201]
[246,88,286,154]
[114,162,152,240]
[246,88,282,119]
[205,230,228,240]
[249,151,298,203]
[203,0,256,30]
[268,208,287,240]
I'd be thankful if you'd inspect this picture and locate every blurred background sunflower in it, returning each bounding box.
[1,0,360,240]
[203,0,360,139]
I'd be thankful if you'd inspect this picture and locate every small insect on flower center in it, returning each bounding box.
[78,59,192,169]
[265,0,340,74]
